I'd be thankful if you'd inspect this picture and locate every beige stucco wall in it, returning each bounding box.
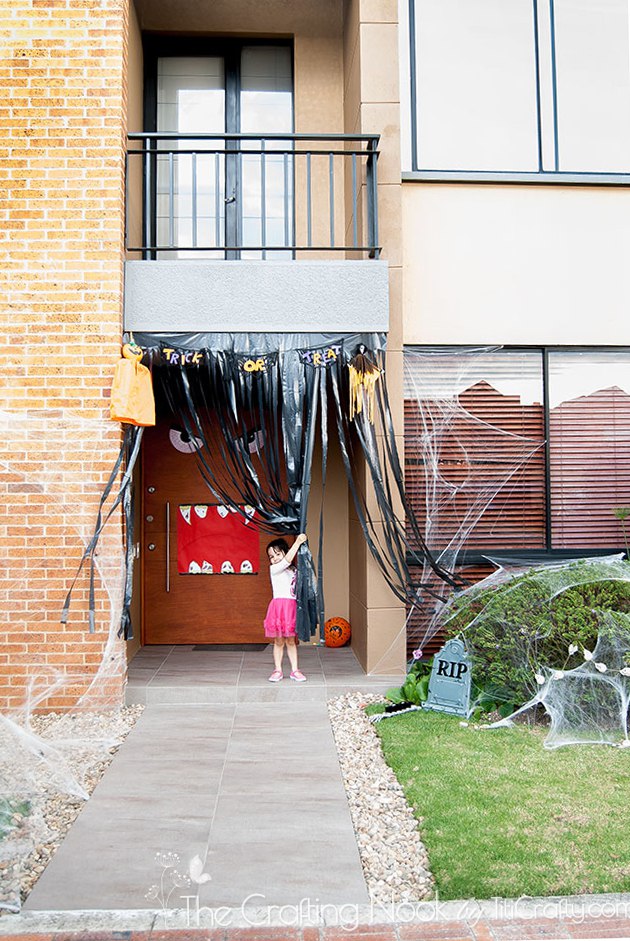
[132,0,345,135]
[403,183,630,345]
[125,3,144,259]
[344,0,406,674]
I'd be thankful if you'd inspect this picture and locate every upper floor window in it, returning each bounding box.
[402,0,630,175]
[404,346,630,555]
[145,38,293,258]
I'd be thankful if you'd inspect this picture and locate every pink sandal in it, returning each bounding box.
[290,670,306,682]
[268,669,283,683]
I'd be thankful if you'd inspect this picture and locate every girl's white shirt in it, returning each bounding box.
[269,558,297,599]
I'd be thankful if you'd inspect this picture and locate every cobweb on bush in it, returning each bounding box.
[489,609,630,749]
[437,554,630,747]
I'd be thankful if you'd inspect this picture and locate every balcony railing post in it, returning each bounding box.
[261,139,267,259]
[306,151,312,248]
[329,151,335,249]
[366,136,380,258]
[142,135,152,260]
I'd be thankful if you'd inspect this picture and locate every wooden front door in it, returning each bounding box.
[141,419,271,644]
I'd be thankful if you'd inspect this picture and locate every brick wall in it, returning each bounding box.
[0,0,130,710]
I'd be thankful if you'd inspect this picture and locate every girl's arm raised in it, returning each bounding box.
[284,533,307,566]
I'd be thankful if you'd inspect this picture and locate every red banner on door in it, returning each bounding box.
[177,504,259,575]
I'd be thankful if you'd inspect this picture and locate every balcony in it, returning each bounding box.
[123,132,389,335]
[125,132,380,259]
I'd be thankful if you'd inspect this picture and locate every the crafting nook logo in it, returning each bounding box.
[146,851,211,923]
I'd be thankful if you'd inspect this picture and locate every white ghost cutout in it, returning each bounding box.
[243,505,255,523]
[217,505,229,518]
[240,559,253,574]
[194,505,208,519]
[221,561,235,574]
[188,560,201,574]
[201,560,213,574]
[180,505,192,525]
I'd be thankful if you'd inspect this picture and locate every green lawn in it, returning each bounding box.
[371,708,630,900]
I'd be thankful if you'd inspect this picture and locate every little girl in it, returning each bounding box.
[264,533,307,682]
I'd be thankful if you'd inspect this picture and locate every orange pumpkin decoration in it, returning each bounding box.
[324,616,351,648]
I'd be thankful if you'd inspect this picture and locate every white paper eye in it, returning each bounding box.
[169,427,203,453]
[221,561,235,574]
[188,561,201,574]
[194,505,208,519]
[240,560,253,573]
[217,506,229,518]
[246,429,265,454]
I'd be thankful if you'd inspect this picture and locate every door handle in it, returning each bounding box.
[166,501,170,593]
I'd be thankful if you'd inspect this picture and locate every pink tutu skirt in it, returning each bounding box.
[264,597,297,637]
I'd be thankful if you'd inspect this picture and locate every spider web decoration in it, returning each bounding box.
[403,347,545,655]
[436,554,630,746]
[490,610,630,749]
[443,554,630,698]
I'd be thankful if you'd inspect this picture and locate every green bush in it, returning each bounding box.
[442,560,630,708]
[386,657,433,705]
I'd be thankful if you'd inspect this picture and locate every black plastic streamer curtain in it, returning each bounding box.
[157,348,321,641]
[61,424,143,640]
[329,353,466,609]
[134,332,462,643]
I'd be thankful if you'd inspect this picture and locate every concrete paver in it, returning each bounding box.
[125,645,403,705]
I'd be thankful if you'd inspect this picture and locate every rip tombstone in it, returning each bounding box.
[423,638,471,717]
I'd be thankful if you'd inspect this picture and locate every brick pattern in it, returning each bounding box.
[0,0,130,709]
[5,915,630,941]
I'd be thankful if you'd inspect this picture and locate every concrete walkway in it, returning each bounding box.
[23,701,368,911]
[24,646,403,913]
[124,643,403,705]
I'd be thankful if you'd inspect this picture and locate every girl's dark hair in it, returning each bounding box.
[267,538,290,556]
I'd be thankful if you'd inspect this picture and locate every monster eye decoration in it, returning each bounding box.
[169,427,203,453]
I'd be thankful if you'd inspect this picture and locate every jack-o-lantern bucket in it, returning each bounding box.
[324,616,351,648]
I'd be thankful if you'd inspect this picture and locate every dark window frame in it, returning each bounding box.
[405,0,630,185]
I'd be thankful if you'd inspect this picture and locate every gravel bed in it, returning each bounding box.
[327,692,434,903]
[0,704,144,912]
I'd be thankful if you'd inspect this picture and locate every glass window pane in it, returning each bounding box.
[157,57,225,135]
[413,0,540,171]
[241,46,293,257]
[240,46,293,133]
[554,0,630,172]
[404,348,546,553]
[156,58,225,258]
[549,351,630,547]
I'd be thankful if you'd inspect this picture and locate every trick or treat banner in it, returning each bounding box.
[177,504,259,575]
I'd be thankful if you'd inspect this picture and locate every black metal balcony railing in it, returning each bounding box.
[125,133,380,259]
